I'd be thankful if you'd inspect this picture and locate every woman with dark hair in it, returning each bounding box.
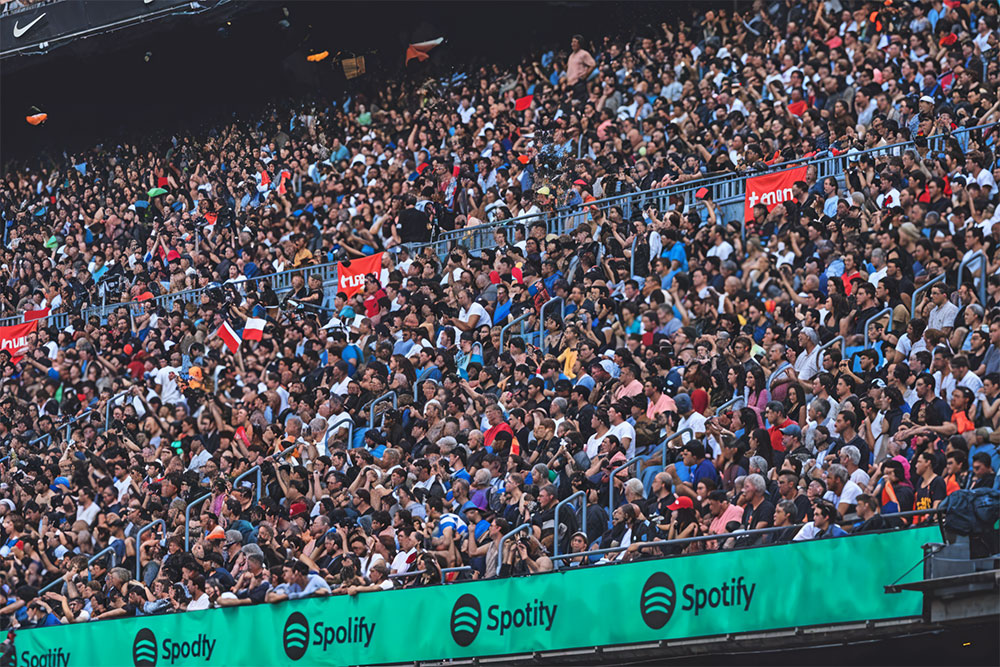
[743,365,770,420]
[747,427,775,470]
[725,365,746,403]
[784,383,807,426]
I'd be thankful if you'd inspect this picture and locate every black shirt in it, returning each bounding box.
[398,207,431,243]
[742,499,775,530]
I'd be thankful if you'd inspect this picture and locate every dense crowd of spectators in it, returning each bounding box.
[2,0,1000,628]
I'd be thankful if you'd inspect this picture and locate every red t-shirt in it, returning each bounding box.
[768,418,795,453]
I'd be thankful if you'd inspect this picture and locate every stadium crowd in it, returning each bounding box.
[3,0,1000,627]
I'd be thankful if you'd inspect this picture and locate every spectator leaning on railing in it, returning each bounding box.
[2,0,1000,629]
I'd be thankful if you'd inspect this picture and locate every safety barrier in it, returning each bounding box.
[184,494,212,551]
[817,335,844,369]
[495,522,532,576]
[910,273,946,319]
[4,123,993,330]
[322,415,355,452]
[16,526,937,666]
[499,312,532,352]
[135,519,166,580]
[233,465,262,503]
[864,307,893,349]
[608,455,643,517]
[767,362,792,391]
[957,251,988,307]
[367,391,397,429]
[38,545,120,595]
[552,490,588,559]
[645,428,693,469]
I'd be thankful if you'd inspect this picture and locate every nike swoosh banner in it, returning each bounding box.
[14,528,933,666]
[744,165,808,222]
[1,0,194,57]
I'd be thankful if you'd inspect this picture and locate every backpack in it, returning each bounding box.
[940,488,1000,535]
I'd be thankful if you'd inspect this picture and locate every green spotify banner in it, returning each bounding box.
[15,528,933,667]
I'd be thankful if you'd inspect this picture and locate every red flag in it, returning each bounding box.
[744,165,808,222]
[337,253,383,298]
[244,317,266,342]
[0,320,37,364]
[515,94,533,111]
[787,100,807,116]
[517,154,530,165]
[258,170,271,187]
[405,37,443,65]
[217,321,242,354]
[25,308,50,322]
[277,170,291,196]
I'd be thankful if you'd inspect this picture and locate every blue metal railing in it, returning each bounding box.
[608,455,643,517]
[496,522,532,576]
[184,494,212,551]
[552,491,588,559]
[910,274,946,319]
[233,465,262,503]
[864,307,893,349]
[135,519,166,580]
[957,251,987,307]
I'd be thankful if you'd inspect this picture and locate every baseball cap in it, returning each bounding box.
[666,496,694,510]
[674,393,692,414]
[289,501,308,518]
[780,423,802,438]
[536,186,551,196]
[572,179,588,186]
[919,95,935,104]
[224,530,243,546]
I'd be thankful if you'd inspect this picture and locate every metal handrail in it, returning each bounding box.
[184,493,212,551]
[539,297,565,355]
[367,391,397,428]
[552,490,588,559]
[608,455,643,517]
[7,123,993,329]
[496,522,532,576]
[910,273,946,319]
[440,566,473,584]
[37,543,122,595]
[104,390,130,431]
[817,335,844,369]
[957,251,987,307]
[767,361,792,390]
[713,397,745,415]
[645,428,693,468]
[499,312,531,352]
[233,465,262,503]
[549,508,945,563]
[863,307,892,349]
[323,415,355,452]
[28,409,96,449]
[135,519,166,580]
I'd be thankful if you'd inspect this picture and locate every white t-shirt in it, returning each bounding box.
[187,593,210,611]
[830,479,864,508]
[390,547,416,574]
[707,241,734,262]
[609,421,637,459]
[76,502,100,527]
[155,366,183,404]
[677,412,707,441]
[459,302,489,331]
[585,430,607,459]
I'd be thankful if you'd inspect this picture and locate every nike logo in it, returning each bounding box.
[12,13,46,39]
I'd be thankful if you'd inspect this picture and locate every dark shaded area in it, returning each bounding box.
[1,1,701,161]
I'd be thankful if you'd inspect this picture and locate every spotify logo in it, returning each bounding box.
[640,572,677,629]
[133,629,158,667]
[283,612,310,661]
[450,594,482,647]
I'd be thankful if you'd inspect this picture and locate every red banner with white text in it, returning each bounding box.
[744,165,808,221]
[0,320,38,364]
[337,253,383,298]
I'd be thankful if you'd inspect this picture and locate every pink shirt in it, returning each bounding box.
[706,504,744,549]
[647,393,677,419]
[566,49,596,85]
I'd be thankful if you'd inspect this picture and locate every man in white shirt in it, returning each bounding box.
[608,403,637,458]
[186,574,211,611]
[674,393,707,445]
[448,289,489,335]
[390,527,419,575]
[927,283,959,333]
[824,464,863,516]
[153,352,184,405]
[706,226,734,261]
